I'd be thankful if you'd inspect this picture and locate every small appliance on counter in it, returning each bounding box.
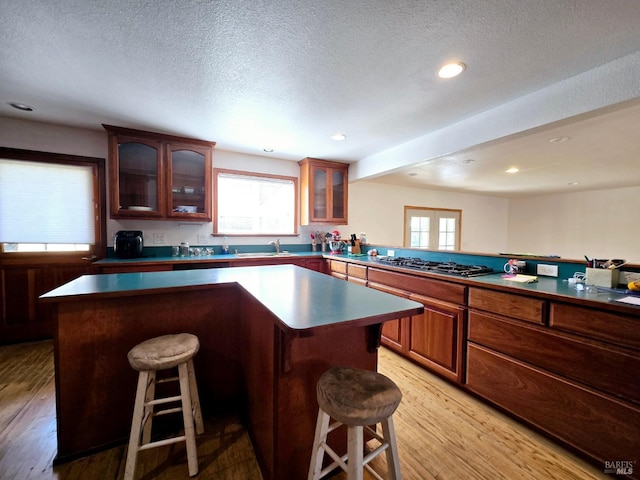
[114,230,144,259]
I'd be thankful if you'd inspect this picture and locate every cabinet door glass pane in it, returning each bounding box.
[118,142,159,211]
[332,170,344,219]
[313,168,327,219]
[171,150,205,213]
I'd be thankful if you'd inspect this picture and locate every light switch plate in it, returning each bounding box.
[152,233,166,245]
[197,234,208,244]
[387,249,395,257]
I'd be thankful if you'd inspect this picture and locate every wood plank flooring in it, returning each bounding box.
[0,340,609,479]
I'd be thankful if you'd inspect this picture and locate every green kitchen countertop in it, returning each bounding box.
[94,251,326,264]
[40,264,424,335]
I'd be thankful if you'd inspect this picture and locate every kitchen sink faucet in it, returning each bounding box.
[268,239,280,253]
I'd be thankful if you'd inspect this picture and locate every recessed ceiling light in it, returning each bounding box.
[408,172,418,177]
[7,102,34,112]
[549,136,570,143]
[567,182,580,186]
[505,167,519,174]
[263,148,274,153]
[331,133,347,141]
[437,62,466,79]
[462,158,475,164]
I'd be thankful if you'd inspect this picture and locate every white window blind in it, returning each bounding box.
[0,159,95,244]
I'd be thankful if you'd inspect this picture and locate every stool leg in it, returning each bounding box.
[178,362,199,477]
[308,408,331,480]
[347,425,364,480]
[142,370,156,444]
[186,359,204,435]
[124,370,150,480]
[381,416,402,480]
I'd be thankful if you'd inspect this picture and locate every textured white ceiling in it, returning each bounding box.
[1,0,640,196]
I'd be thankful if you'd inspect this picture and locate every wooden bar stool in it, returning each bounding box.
[308,366,403,480]
[124,333,204,480]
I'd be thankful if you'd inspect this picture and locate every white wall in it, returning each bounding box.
[2,116,637,260]
[0,117,315,248]
[344,181,509,253]
[508,187,640,261]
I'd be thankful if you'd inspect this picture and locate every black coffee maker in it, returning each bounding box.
[114,230,144,259]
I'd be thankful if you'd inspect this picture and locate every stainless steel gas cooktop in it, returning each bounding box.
[377,257,495,277]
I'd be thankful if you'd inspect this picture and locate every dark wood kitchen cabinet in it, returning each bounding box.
[104,125,214,221]
[0,261,91,342]
[466,287,640,476]
[368,267,467,383]
[299,158,348,225]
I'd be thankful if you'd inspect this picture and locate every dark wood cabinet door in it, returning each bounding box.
[299,158,348,225]
[407,293,466,383]
[166,143,212,221]
[368,282,410,353]
[1,263,91,343]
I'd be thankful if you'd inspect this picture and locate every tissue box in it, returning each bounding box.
[585,267,620,288]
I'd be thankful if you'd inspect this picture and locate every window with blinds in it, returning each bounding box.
[0,158,96,252]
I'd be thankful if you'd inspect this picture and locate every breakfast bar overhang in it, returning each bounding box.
[40,264,423,480]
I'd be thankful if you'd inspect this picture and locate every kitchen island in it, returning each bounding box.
[40,264,423,480]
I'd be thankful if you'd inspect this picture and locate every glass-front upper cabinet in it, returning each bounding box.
[104,125,214,221]
[167,144,212,220]
[299,157,349,225]
[114,137,163,217]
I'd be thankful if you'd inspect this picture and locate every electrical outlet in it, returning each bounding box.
[537,264,558,277]
[387,249,395,257]
[197,234,208,244]
[152,233,166,245]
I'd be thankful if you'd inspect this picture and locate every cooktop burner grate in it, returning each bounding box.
[377,257,495,276]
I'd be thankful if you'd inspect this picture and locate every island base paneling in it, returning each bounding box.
[53,285,244,461]
[50,277,385,480]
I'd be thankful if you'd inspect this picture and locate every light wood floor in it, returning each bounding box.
[0,340,609,480]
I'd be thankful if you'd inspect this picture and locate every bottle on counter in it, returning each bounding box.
[222,236,229,254]
[180,242,189,257]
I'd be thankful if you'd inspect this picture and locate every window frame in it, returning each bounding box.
[212,168,299,236]
[403,206,462,250]
[0,147,107,261]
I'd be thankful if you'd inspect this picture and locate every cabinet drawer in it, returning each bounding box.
[468,287,546,324]
[368,268,466,304]
[347,264,367,280]
[466,343,640,466]
[468,311,640,403]
[328,260,347,275]
[347,276,367,286]
[550,303,640,350]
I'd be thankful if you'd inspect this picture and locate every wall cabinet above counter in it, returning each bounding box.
[103,125,215,221]
[298,157,348,225]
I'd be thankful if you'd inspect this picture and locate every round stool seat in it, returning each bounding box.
[127,333,200,371]
[317,366,402,426]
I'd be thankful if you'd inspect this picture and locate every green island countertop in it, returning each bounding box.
[41,264,425,335]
